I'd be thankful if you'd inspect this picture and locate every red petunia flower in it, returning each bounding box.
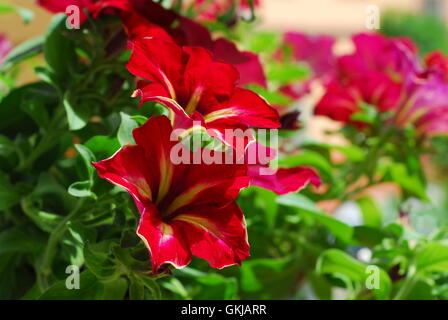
[315,71,403,124]
[93,116,250,273]
[123,0,267,87]
[126,37,279,143]
[337,33,420,82]
[38,0,267,87]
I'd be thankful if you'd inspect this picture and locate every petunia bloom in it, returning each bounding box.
[122,0,267,87]
[315,71,403,124]
[39,0,267,87]
[127,37,279,144]
[93,116,250,273]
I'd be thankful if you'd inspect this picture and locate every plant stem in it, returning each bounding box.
[17,107,66,172]
[37,199,85,291]
[393,265,418,300]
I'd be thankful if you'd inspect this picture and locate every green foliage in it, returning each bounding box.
[381,11,448,55]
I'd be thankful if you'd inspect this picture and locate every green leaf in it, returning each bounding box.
[20,195,63,233]
[279,150,333,179]
[44,14,76,77]
[0,172,19,211]
[64,95,90,131]
[389,163,427,199]
[356,196,382,227]
[353,226,392,247]
[277,194,353,243]
[254,188,278,228]
[15,7,34,23]
[247,32,281,54]
[0,82,53,132]
[83,242,120,281]
[303,141,366,162]
[139,276,162,300]
[247,84,293,106]
[39,270,104,300]
[0,135,15,158]
[118,112,138,146]
[74,144,96,180]
[129,277,145,300]
[85,135,120,159]
[416,243,448,274]
[21,100,50,128]
[161,278,189,299]
[239,257,300,299]
[195,274,237,300]
[102,278,128,300]
[68,180,96,199]
[267,61,311,85]
[317,249,392,299]
[1,37,43,71]
[0,5,34,23]
[350,102,378,124]
[0,228,45,255]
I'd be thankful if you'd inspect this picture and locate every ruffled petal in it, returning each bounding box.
[249,166,321,195]
[173,202,250,269]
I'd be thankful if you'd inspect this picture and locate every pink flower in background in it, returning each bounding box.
[396,74,448,136]
[337,33,420,83]
[284,32,336,78]
[424,51,448,82]
[0,34,12,66]
[315,71,403,124]
[188,0,260,22]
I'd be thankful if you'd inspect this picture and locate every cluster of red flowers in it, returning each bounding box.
[313,33,448,136]
[38,0,320,273]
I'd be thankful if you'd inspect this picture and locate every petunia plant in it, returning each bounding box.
[0,0,447,300]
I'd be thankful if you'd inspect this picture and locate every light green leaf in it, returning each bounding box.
[279,150,333,179]
[68,180,96,199]
[64,96,89,131]
[416,242,448,274]
[118,112,138,146]
[317,249,392,299]
[277,194,353,243]
[356,196,382,227]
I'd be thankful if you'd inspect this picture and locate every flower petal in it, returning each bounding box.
[137,204,191,273]
[249,166,321,195]
[204,88,280,129]
[127,38,183,101]
[173,202,250,269]
[92,145,156,209]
